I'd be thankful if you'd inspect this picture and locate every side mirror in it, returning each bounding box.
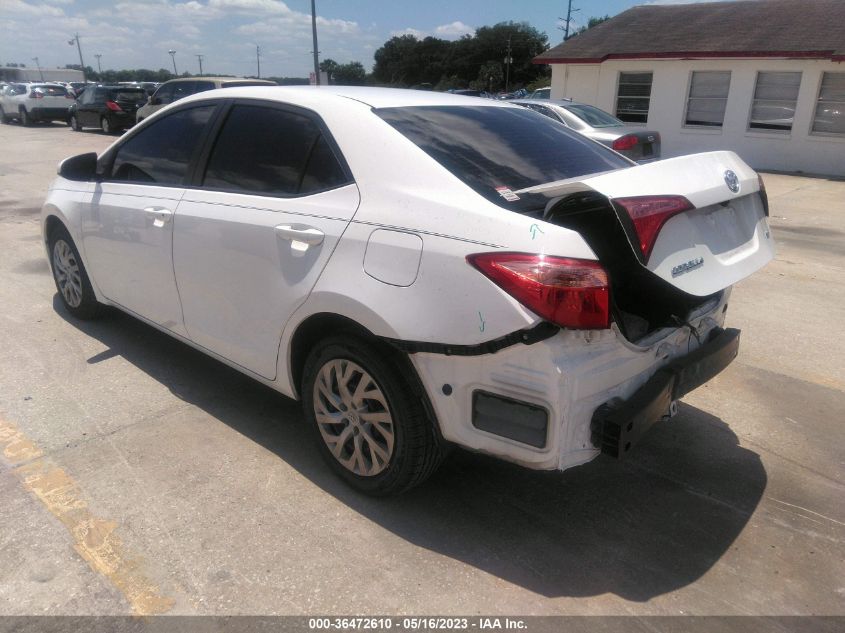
[58,152,98,182]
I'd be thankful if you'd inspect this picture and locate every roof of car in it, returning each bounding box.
[161,76,276,84]
[180,85,514,109]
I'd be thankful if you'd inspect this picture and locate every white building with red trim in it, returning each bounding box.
[534,0,845,176]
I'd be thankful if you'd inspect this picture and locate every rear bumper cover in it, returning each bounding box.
[591,327,740,458]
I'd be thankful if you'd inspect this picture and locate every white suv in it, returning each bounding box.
[0,83,74,125]
[41,87,774,495]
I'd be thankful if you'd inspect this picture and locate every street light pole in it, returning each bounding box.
[68,34,87,82]
[168,49,178,76]
[504,35,512,93]
[196,54,204,76]
[32,57,44,81]
[94,54,102,74]
[256,46,261,78]
[311,0,320,85]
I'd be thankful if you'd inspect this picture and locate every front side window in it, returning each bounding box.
[685,71,731,127]
[812,72,845,135]
[615,72,652,123]
[749,71,802,132]
[375,105,631,213]
[109,105,216,184]
[202,104,348,196]
[154,84,175,105]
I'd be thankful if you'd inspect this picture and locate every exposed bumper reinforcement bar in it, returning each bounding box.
[591,327,740,459]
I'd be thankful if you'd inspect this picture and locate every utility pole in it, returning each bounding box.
[559,0,581,41]
[310,0,320,85]
[196,54,204,76]
[68,33,87,82]
[168,49,177,76]
[32,57,44,81]
[256,46,261,78]
[504,35,513,93]
[94,54,102,74]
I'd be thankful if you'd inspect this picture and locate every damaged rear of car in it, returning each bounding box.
[369,102,773,474]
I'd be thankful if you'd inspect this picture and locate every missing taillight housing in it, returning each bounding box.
[613,195,694,262]
[467,252,610,330]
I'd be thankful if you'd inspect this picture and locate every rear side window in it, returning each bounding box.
[111,89,147,103]
[203,104,348,196]
[109,105,216,184]
[375,105,630,213]
[33,85,68,97]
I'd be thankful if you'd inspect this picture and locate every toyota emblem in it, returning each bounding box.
[724,169,740,193]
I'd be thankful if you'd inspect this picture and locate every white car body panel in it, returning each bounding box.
[41,86,773,474]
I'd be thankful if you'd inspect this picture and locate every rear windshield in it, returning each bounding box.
[375,105,630,213]
[563,104,623,128]
[110,89,147,102]
[33,85,68,97]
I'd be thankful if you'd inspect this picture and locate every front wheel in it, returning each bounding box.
[69,114,82,131]
[48,225,103,319]
[301,335,444,495]
[0,105,8,124]
[20,109,31,126]
[100,116,112,134]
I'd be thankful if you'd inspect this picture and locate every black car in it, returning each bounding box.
[68,86,148,133]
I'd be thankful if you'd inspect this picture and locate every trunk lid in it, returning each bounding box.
[525,151,775,297]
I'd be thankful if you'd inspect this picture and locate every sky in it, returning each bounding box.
[0,0,719,78]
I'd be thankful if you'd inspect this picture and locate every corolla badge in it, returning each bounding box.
[672,257,704,277]
[724,169,740,193]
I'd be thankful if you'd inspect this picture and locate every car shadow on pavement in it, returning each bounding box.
[56,299,766,602]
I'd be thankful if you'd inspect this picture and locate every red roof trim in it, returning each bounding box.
[534,50,840,64]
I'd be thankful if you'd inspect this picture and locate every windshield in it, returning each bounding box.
[33,85,68,97]
[563,104,624,128]
[111,89,147,102]
[375,105,629,213]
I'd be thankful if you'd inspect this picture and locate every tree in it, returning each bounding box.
[332,61,366,86]
[319,58,340,82]
[568,15,611,39]
[473,61,503,92]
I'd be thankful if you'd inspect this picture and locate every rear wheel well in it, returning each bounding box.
[289,313,444,441]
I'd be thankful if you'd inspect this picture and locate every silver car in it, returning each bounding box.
[514,99,661,163]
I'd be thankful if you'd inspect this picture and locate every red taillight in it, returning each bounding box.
[105,100,122,112]
[614,195,694,261]
[467,252,610,330]
[612,134,638,151]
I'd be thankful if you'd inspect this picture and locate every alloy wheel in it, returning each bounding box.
[52,239,83,308]
[312,359,395,476]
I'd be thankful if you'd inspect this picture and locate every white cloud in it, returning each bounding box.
[208,0,290,14]
[390,27,427,39]
[4,0,65,17]
[434,20,474,38]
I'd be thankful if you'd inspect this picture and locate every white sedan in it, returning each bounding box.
[41,87,774,495]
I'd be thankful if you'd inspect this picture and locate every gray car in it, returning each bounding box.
[513,99,661,163]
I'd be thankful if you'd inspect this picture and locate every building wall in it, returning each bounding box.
[550,58,845,176]
[0,67,85,83]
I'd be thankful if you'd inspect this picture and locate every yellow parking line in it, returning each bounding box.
[0,418,175,615]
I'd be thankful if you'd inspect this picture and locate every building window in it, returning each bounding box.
[748,71,802,132]
[685,71,731,127]
[812,72,845,135]
[615,72,652,124]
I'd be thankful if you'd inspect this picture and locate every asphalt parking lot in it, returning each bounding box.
[0,121,843,617]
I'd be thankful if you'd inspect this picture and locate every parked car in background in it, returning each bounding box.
[514,99,662,163]
[0,83,74,126]
[528,87,551,99]
[135,77,276,122]
[450,89,492,98]
[42,87,773,495]
[69,85,149,133]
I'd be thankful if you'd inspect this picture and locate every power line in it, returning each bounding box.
[256,45,260,78]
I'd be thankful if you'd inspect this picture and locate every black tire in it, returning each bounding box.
[0,105,8,124]
[47,224,103,320]
[100,116,112,134]
[20,108,31,126]
[302,334,444,496]
[69,114,81,131]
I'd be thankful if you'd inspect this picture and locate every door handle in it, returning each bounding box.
[274,224,324,246]
[144,206,173,227]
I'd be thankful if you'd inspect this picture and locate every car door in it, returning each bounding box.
[81,103,219,334]
[173,100,359,379]
[76,87,99,126]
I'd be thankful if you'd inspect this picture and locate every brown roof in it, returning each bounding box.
[534,0,845,64]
